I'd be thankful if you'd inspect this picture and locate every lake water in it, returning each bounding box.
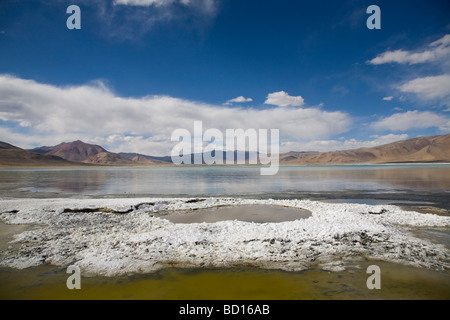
[1,262,449,300]
[0,164,449,199]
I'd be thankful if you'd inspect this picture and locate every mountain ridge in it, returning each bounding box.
[281,134,450,165]
[0,142,87,168]
[29,140,168,166]
[1,133,449,168]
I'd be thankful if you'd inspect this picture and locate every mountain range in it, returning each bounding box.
[29,140,168,166]
[0,134,449,168]
[280,134,450,165]
[0,141,84,168]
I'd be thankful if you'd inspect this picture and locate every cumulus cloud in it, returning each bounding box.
[371,110,450,132]
[0,75,351,155]
[382,96,394,101]
[264,91,305,107]
[368,34,450,65]
[369,34,450,106]
[398,74,450,100]
[226,96,253,104]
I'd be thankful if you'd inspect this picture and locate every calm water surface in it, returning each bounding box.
[0,165,449,198]
[1,262,449,300]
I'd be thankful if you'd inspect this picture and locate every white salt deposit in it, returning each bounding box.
[0,197,449,276]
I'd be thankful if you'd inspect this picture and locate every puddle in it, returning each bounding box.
[162,204,312,224]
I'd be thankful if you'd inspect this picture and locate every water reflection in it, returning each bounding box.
[0,165,449,198]
[278,165,450,191]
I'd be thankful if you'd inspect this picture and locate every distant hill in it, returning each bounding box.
[281,134,450,165]
[279,151,320,163]
[3,133,449,168]
[0,141,21,150]
[0,142,85,168]
[30,140,169,166]
[31,140,109,163]
[118,152,173,164]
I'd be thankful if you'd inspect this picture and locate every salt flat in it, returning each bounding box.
[0,197,449,276]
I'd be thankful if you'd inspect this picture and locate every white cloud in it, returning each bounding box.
[226,96,253,104]
[382,96,394,101]
[371,110,450,132]
[0,127,46,149]
[264,91,305,107]
[280,134,409,153]
[398,74,450,100]
[369,49,437,65]
[94,135,172,156]
[79,0,219,40]
[114,0,191,7]
[0,75,351,155]
[112,0,217,13]
[367,134,409,146]
[430,34,450,47]
[369,34,450,106]
[368,34,450,65]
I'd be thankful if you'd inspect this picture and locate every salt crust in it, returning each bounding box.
[0,197,449,276]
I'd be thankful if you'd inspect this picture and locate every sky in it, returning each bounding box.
[0,0,449,156]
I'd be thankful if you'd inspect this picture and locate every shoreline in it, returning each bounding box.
[1,162,450,170]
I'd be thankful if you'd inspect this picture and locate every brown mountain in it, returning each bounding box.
[0,141,21,150]
[31,140,168,166]
[0,141,85,168]
[279,151,320,163]
[118,152,172,164]
[53,140,106,162]
[282,134,450,165]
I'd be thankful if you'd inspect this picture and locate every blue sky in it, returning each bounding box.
[0,0,449,155]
